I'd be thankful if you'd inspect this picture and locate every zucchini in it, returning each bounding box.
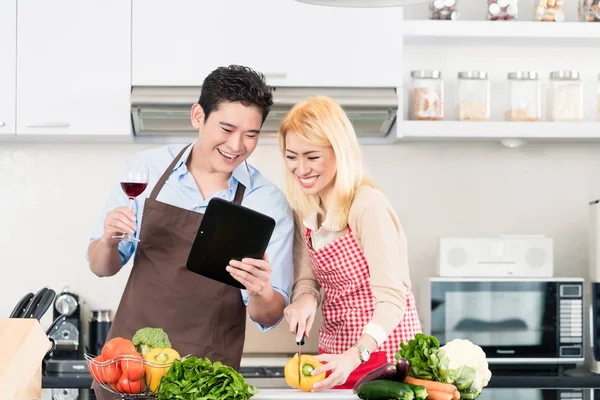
[356,379,416,400]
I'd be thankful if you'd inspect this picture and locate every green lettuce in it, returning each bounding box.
[395,333,443,382]
[157,356,258,400]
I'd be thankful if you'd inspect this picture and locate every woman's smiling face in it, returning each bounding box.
[284,132,337,196]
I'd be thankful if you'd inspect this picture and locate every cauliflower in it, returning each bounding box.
[437,339,492,399]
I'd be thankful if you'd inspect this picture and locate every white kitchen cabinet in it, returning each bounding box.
[132,0,404,87]
[16,1,131,136]
[0,0,16,135]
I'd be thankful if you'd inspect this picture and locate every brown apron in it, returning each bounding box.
[92,144,247,400]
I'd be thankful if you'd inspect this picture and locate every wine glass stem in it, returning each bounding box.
[128,197,135,211]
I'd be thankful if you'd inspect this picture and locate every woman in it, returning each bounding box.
[280,96,422,392]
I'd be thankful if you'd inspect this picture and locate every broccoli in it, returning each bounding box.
[132,327,172,356]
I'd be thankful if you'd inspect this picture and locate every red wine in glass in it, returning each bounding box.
[112,160,149,243]
[120,182,148,198]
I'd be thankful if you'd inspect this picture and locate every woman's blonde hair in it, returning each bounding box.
[279,96,374,231]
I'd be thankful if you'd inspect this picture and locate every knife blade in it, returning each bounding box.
[297,330,305,388]
[9,292,34,318]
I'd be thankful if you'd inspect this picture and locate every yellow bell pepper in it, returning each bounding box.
[143,347,181,393]
[284,353,326,392]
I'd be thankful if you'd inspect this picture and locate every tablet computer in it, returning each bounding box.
[186,197,276,289]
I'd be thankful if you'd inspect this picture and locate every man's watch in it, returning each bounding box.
[352,342,371,363]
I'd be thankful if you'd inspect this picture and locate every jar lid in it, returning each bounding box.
[488,3,501,15]
[507,4,518,16]
[550,70,580,80]
[411,70,442,79]
[91,310,113,322]
[508,71,538,80]
[458,70,488,80]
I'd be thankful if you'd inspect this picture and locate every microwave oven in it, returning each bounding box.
[428,277,584,368]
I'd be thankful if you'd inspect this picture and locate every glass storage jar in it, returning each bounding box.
[410,70,444,121]
[597,73,600,120]
[534,0,566,21]
[580,0,600,21]
[430,0,459,20]
[457,71,490,121]
[547,70,583,121]
[505,71,541,122]
[487,0,519,20]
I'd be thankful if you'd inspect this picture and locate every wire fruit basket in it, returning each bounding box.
[85,353,174,399]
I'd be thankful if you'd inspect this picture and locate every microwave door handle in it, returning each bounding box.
[590,303,594,352]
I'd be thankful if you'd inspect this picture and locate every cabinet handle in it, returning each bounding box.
[25,122,71,128]
[0,121,5,127]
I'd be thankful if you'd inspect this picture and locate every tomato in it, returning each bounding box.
[116,375,144,394]
[120,354,145,381]
[88,355,106,383]
[101,337,138,360]
[89,355,120,384]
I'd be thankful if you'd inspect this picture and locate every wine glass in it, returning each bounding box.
[112,160,149,243]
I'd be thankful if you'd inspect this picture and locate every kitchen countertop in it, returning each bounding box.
[252,389,356,399]
[42,368,600,390]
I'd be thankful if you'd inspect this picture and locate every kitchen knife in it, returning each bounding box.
[46,314,67,338]
[21,287,48,319]
[297,330,305,388]
[32,289,56,320]
[44,314,67,359]
[9,292,34,318]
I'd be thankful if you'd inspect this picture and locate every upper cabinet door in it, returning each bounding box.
[0,0,16,135]
[132,0,283,86]
[132,0,403,87]
[267,0,405,87]
[16,1,132,136]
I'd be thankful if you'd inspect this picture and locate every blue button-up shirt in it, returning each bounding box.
[88,142,294,331]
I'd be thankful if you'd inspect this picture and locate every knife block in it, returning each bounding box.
[0,318,51,400]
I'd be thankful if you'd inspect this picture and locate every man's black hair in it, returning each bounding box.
[199,65,274,125]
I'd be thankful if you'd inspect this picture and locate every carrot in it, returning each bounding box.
[427,390,453,400]
[404,376,456,394]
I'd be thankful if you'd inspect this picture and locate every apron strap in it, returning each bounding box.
[233,181,246,205]
[149,143,192,200]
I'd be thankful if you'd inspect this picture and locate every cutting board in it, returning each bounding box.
[253,389,358,399]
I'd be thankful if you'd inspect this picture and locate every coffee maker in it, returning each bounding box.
[586,200,600,373]
[50,287,83,360]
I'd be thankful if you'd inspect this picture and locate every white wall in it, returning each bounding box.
[2,140,600,338]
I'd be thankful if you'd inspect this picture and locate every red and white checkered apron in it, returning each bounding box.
[306,225,422,388]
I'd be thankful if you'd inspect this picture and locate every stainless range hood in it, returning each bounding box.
[131,86,398,142]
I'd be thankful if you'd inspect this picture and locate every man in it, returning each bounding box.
[87,65,293,399]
